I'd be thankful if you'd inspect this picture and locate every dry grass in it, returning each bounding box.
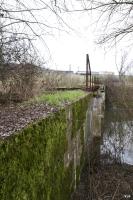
[0,66,85,103]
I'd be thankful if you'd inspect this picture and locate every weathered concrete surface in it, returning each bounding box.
[0,90,105,200]
[92,92,105,137]
[64,90,105,193]
[71,90,105,200]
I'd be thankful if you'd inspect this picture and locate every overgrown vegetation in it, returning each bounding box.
[30,90,87,106]
[0,64,41,103]
[40,70,84,90]
[0,65,85,104]
[105,75,133,109]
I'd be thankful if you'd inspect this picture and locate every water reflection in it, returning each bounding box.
[101,109,133,165]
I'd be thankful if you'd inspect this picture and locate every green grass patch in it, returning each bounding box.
[29,90,87,106]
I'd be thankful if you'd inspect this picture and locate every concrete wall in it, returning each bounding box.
[0,91,105,200]
[87,91,105,166]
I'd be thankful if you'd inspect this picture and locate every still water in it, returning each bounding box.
[101,108,133,165]
[72,99,133,200]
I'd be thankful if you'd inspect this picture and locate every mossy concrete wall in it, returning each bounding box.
[0,92,105,200]
[86,91,105,166]
[0,95,92,200]
[91,92,105,137]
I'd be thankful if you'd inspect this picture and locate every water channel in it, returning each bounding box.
[101,107,133,165]
[72,96,133,200]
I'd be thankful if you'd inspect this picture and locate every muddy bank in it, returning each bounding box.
[72,159,133,200]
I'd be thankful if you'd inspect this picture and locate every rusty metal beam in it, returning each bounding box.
[88,54,91,90]
[86,54,92,90]
[86,54,89,90]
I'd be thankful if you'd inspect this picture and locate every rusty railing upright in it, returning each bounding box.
[86,54,92,90]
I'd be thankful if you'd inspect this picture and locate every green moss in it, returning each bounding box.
[0,94,91,200]
[28,90,87,106]
[71,95,90,138]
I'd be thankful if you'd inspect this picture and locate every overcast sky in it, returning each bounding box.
[35,5,130,75]
[44,33,117,73]
[3,0,133,75]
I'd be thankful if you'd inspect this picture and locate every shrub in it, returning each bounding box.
[0,64,41,103]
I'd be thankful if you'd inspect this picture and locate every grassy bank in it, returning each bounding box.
[29,90,87,106]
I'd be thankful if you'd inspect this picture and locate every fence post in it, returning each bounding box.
[86,54,91,90]
[86,54,89,90]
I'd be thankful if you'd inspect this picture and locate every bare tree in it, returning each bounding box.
[80,1,133,45]
[55,1,133,45]
[0,0,75,70]
[0,0,69,41]
[1,1,133,48]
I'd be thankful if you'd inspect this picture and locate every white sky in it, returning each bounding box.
[3,0,133,75]
[44,33,117,73]
[36,4,132,75]
[37,10,119,74]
